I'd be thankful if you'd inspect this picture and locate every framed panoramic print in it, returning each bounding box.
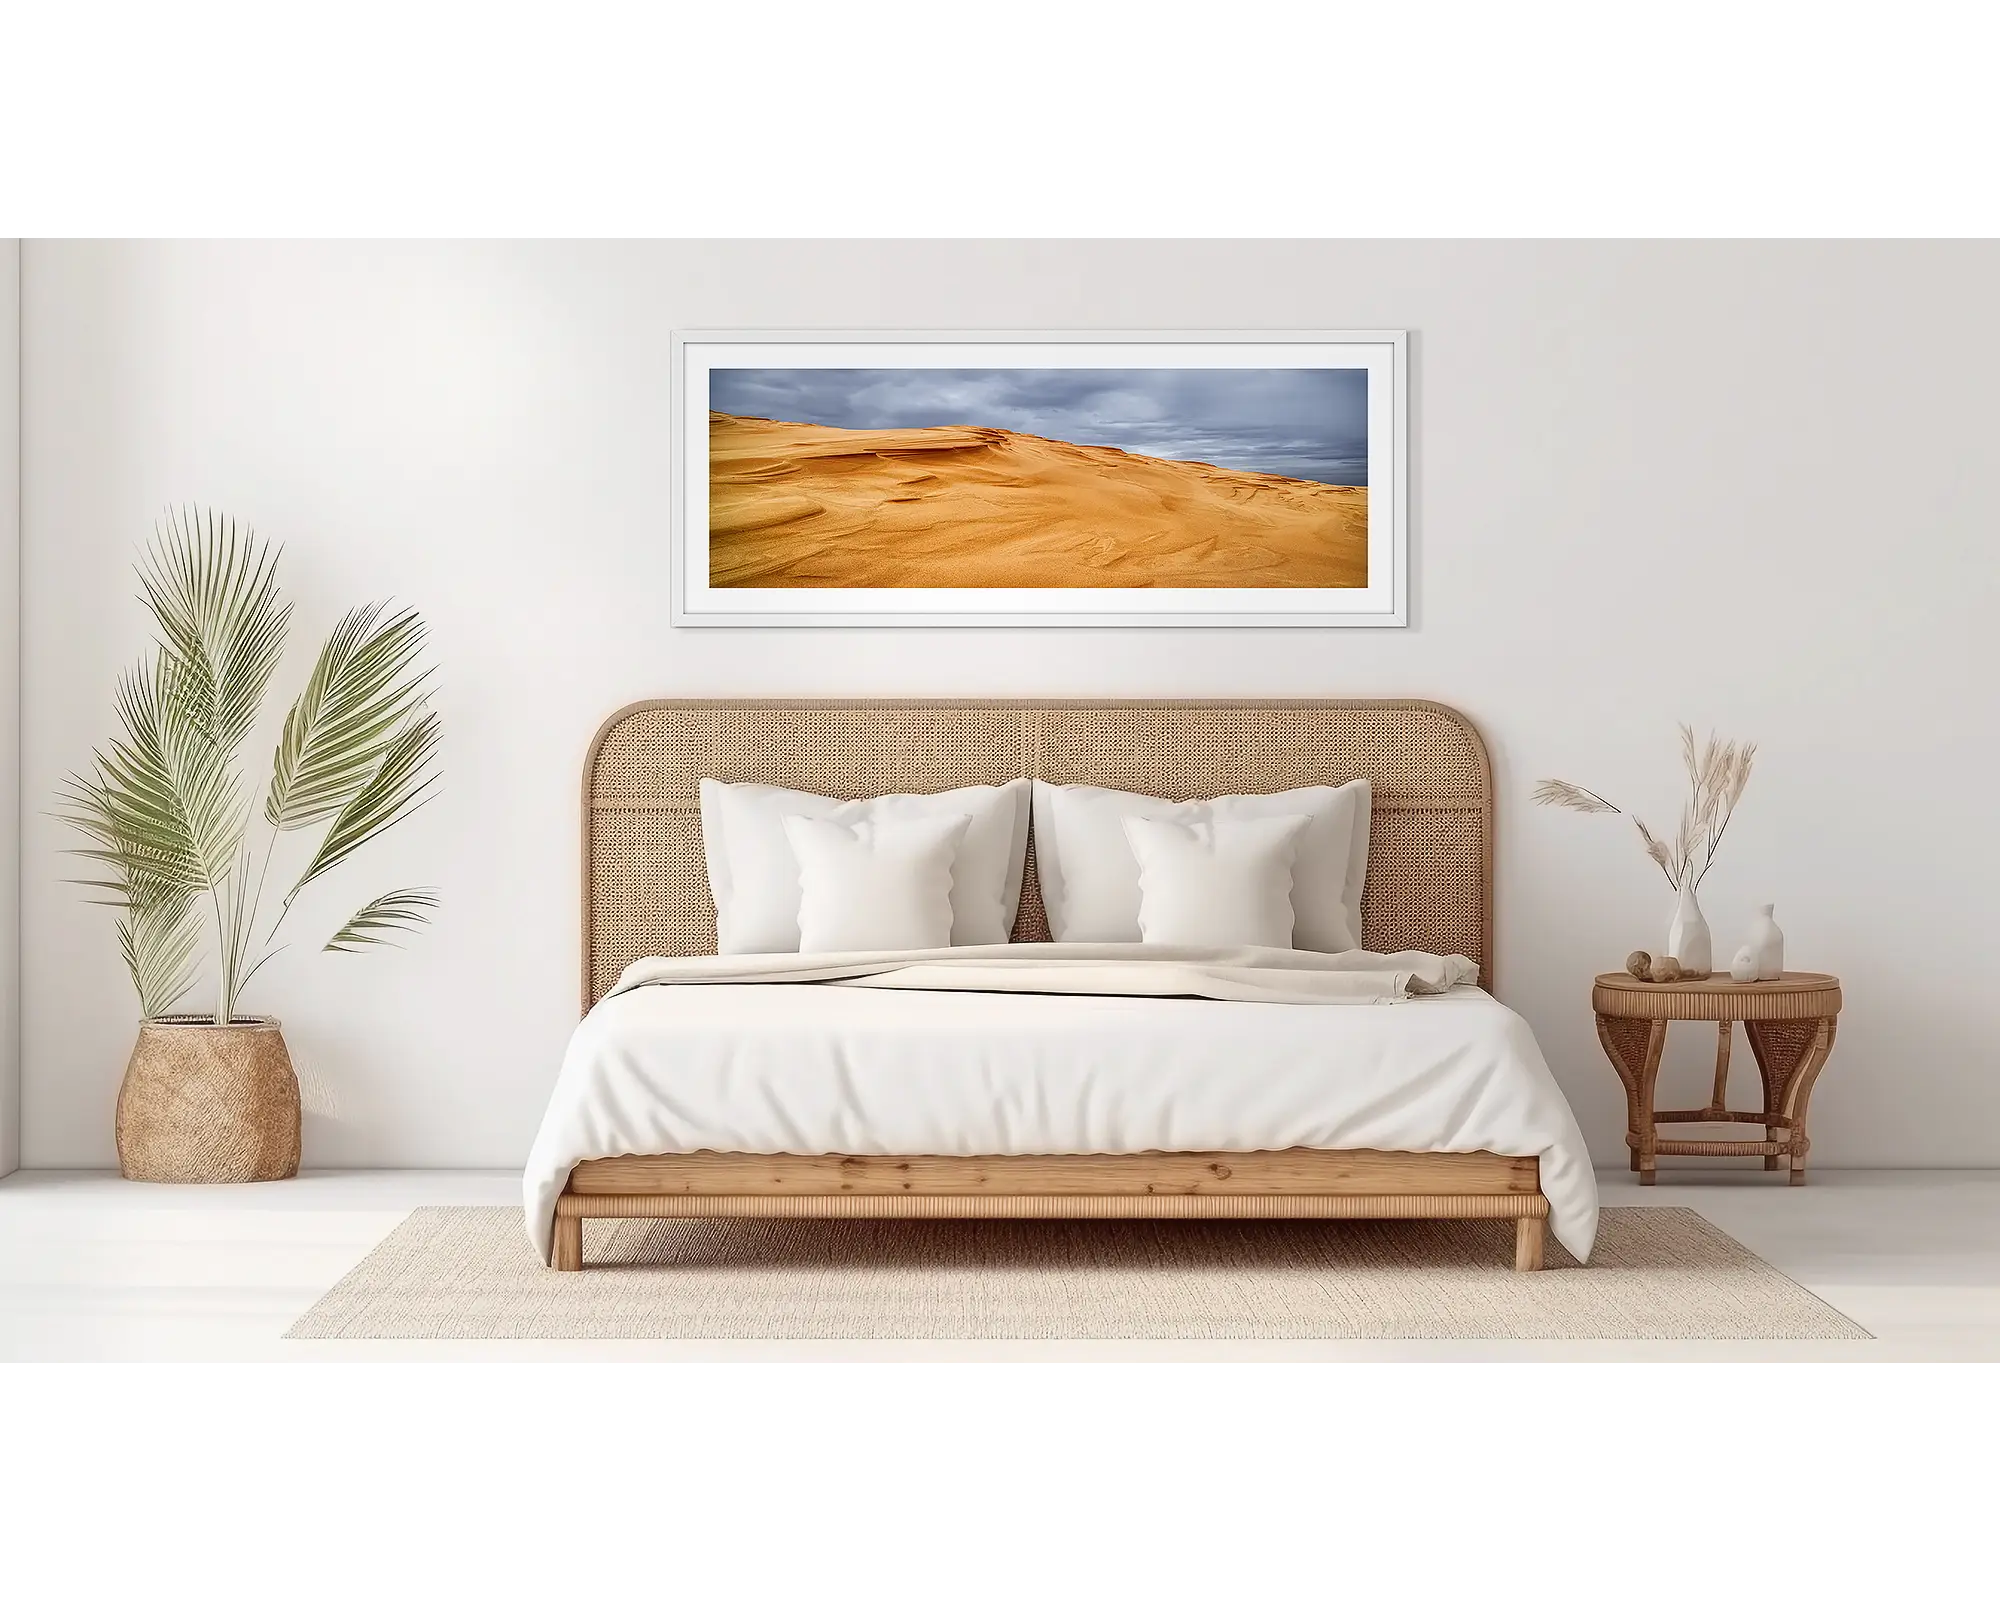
[671,329,1407,627]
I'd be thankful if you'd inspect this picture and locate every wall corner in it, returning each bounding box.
[1,238,20,1177]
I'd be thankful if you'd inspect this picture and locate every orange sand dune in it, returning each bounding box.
[708,412,1367,589]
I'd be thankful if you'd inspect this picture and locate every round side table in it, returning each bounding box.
[1591,972,1842,1185]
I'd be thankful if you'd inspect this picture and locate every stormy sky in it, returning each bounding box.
[708,367,1369,486]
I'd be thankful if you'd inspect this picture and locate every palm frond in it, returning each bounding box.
[1531,778,1620,814]
[57,509,442,1016]
[59,741,204,1016]
[116,888,203,1019]
[287,707,441,900]
[324,886,440,953]
[266,603,433,829]
[55,659,235,896]
[137,507,291,762]
[212,847,263,1023]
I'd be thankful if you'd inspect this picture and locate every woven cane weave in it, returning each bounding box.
[581,699,1494,1008]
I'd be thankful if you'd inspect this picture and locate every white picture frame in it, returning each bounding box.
[672,329,1408,628]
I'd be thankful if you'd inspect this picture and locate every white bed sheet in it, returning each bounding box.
[523,977,1598,1264]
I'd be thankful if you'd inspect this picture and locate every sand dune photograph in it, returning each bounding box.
[705,366,1370,590]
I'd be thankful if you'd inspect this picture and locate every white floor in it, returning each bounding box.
[1,1166,1996,1360]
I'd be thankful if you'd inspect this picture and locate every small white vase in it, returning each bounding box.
[1666,880,1713,976]
[1745,902,1784,980]
[1729,946,1759,983]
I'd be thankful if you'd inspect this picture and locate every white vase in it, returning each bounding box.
[1666,880,1713,976]
[1746,903,1784,980]
[1729,946,1759,983]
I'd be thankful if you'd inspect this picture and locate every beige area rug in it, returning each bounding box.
[288,1207,1867,1341]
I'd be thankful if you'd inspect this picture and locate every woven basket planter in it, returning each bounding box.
[115,1017,301,1183]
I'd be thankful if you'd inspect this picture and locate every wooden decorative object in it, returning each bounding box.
[558,698,1545,1271]
[115,1017,302,1183]
[1592,971,1842,1186]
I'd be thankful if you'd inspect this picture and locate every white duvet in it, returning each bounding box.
[523,944,1598,1264]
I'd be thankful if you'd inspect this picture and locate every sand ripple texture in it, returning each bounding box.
[708,412,1368,589]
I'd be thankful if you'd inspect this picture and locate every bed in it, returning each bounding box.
[527,698,1597,1271]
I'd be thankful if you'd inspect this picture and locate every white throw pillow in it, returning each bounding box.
[781,813,970,954]
[1031,779,1370,950]
[1121,815,1311,949]
[699,777,1030,954]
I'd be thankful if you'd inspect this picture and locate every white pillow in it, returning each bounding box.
[1031,779,1370,950]
[1121,815,1310,949]
[781,813,970,954]
[700,777,1030,954]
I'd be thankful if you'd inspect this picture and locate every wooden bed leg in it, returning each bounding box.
[552,1213,583,1272]
[1514,1214,1545,1272]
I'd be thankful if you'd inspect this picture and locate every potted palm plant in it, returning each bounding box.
[58,509,440,1181]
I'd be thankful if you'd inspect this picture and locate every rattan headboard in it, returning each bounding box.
[580,699,1494,1010]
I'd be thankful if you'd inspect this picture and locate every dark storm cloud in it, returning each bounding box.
[708,367,1369,486]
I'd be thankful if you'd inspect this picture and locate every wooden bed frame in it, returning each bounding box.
[555,697,1548,1272]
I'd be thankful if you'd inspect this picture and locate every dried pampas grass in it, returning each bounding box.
[1531,779,1618,814]
[1535,724,1757,892]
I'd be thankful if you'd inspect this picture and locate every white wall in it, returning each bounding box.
[19,240,2000,1169]
[0,240,17,1176]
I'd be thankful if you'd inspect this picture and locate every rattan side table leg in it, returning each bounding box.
[1707,1022,1733,1118]
[1598,1015,1668,1185]
[1747,1017,1838,1186]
